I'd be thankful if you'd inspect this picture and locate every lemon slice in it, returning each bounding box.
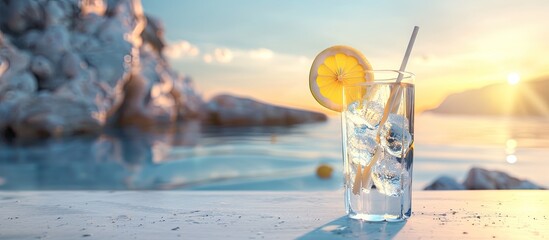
[309,45,372,112]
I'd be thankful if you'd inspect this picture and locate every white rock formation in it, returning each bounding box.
[0,0,326,141]
[0,0,203,140]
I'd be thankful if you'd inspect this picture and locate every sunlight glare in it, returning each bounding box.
[507,73,520,85]
[505,138,517,155]
[506,154,517,164]
[505,139,518,164]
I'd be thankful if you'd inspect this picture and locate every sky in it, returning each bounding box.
[141,0,549,114]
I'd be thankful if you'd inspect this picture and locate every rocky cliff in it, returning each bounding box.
[0,0,325,141]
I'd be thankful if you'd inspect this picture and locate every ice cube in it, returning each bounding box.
[371,155,409,197]
[362,101,384,130]
[345,101,367,126]
[347,133,378,167]
[346,101,362,114]
[380,114,412,157]
[345,100,384,130]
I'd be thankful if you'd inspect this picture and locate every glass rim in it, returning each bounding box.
[342,70,415,87]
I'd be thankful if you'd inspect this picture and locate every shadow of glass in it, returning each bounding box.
[297,216,406,240]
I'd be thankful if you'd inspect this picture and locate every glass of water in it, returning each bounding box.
[342,70,415,222]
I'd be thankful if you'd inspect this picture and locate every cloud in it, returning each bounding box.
[196,46,311,67]
[213,48,234,63]
[170,45,307,67]
[249,48,274,60]
[203,54,213,63]
[163,40,200,59]
[202,48,233,64]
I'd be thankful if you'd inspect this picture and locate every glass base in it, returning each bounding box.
[348,212,408,222]
[344,186,412,223]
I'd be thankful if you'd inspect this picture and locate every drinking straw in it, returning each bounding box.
[377,26,419,140]
[352,26,419,195]
[399,27,420,79]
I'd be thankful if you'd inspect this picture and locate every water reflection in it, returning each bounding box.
[416,114,549,148]
[2,115,548,190]
[506,139,518,150]
[506,154,518,164]
[0,120,200,189]
[505,138,518,164]
[0,120,340,190]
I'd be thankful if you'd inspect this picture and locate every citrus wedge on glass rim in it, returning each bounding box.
[309,45,373,112]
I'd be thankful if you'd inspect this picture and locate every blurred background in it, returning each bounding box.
[0,0,548,190]
[141,1,549,114]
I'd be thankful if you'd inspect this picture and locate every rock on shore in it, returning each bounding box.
[0,0,326,141]
[424,167,546,190]
[206,94,327,126]
[423,176,465,190]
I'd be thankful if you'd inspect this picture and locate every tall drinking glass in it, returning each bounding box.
[342,70,415,222]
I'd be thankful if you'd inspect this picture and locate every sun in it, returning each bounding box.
[507,72,520,85]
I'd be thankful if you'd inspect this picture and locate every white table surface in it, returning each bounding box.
[0,190,548,239]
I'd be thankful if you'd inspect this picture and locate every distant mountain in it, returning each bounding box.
[430,77,549,116]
